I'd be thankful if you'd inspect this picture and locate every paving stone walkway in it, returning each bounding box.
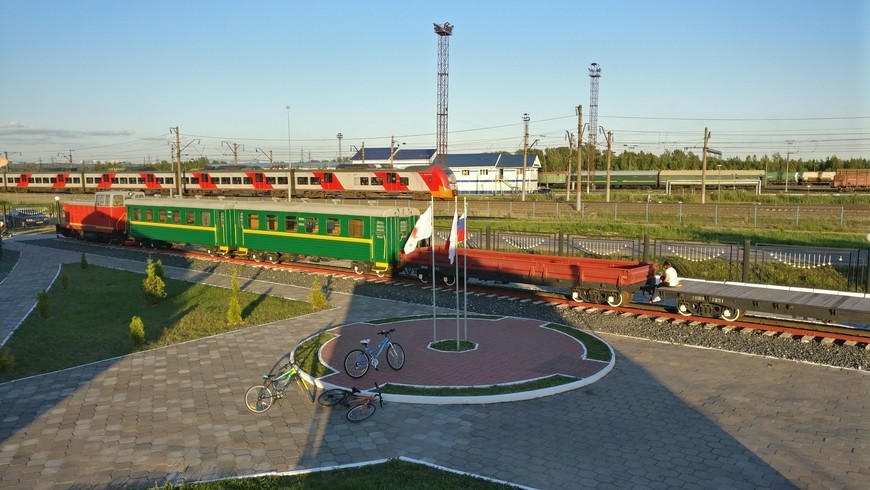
[0,234,868,489]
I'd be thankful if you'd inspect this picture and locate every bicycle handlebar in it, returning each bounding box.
[377,328,396,336]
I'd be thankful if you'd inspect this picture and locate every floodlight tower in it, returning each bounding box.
[434,22,453,166]
[587,63,601,191]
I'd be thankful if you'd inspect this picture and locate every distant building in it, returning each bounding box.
[349,148,541,195]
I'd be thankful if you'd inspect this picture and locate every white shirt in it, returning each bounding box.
[663,266,680,286]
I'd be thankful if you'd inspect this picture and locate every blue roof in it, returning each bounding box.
[446,153,539,169]
[350,148,436,161]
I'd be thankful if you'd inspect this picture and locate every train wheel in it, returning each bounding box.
[206,247,216,256]
[720,307,741,322]
[251,251,263,263]
[352,262,370,275]
[442,275,456,286]
[677,301,693,316]
[605,291,627,307]
[417,271,431,283]
[571,289,587,303]
[266,253,279,264]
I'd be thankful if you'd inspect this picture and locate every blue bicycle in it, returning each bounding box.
[344,328,405,378]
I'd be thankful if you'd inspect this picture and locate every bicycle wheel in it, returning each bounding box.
[318,388,348,407]
[245,385,274,413]
[344,349,371,378]
[386,342,405,370]
[347,402,376,422]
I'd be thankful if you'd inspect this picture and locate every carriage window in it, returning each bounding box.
[247,213,259,229]
[277,177,288,185]
[297,177,309,185]
[172,211,181,224]
[326,218,340,235]
[375,220,385,238]
[132,209,140,221]
[461,170,470,176]
[349,219,364,238]
[243,177,252,185]
[186,211,195,224]
[266,177,276,184]
[310,176,321,185]
[201,212,210,227]
[158,210,167,223]
[400,220,409,235]
[145,209,153,221]
[285,215,297,231]
[166,177,174,185]
[400,177,409,186]
[266,214,277,230]
[359,177,369,185]
[480,169,489,176]
[304,217,318,233]
[371,177,383,185]
[221,177,231,185]
[232,177,242,185]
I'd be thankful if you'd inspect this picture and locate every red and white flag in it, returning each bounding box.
[403,204,433,254]
[447,211,465,264]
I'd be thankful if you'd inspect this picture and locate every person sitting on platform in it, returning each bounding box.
[652,260,679,302]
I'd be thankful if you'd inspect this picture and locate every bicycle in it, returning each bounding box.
[318,383,384,422]
[245,355,316,413]
[343,328,405,378]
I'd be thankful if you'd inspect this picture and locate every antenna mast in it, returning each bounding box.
[587,63,601,190]
[434,22,453,166]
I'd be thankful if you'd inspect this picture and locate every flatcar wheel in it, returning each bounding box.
[571,290,587,303]
[442,275,456,286]
[720,307,741,322]
[677,301,693,317]
[605,291,624,307]
[417,271,431,283]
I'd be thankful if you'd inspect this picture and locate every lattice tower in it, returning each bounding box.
[588,63,601,187]
[434,22,453,166]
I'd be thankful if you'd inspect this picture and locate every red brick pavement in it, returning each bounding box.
[316,316,611,390]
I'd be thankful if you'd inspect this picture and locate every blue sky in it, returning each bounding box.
[1,0,867,164]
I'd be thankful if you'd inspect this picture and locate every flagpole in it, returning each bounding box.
[463,197,468,340]
[454,197,459,350]
[431,195,436,343]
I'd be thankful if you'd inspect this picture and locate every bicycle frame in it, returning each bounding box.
[266,362,315,402]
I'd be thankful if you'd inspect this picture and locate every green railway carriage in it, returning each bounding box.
[126,198,420,275]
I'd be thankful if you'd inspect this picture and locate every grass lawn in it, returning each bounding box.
[0,263,311,382]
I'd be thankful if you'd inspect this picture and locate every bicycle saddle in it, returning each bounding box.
[351,387,361,393]
[360,339,370,345]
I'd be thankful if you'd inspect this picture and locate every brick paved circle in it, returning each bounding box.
[314,315,614,404]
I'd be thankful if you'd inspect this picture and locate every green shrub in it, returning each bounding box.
[36,290,51,318]
[60,271,70,290]
[147,256,164,279]
[226,270,243,324]
[142,272,166,304]
[80,254,88,269]
[0,347,14,373]
[309,278,329,311]
[129,316,145,347]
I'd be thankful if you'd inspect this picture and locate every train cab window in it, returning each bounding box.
[400,177,409,186]
[201,212,210,227]
[323,173,334,183]
[310,176,321,185]
[266,214,277,231]
[112,195,124,206]
[232,177,242,185]
[359,177,369,185]
[186,211,195,224]
[254,173,265,183]
[95,194,110,206]
[247,213,260,229]
[158,210,167,223]
[297,177,309,185]
[145,209,154,221]
[285,216,297,231]
[172,212,181,224]
[326,218,340,235]
[349,219,364,238]
[387,173,397,184]
[304,217,318,233]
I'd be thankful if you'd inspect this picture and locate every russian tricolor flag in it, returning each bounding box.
[448,212,466,264]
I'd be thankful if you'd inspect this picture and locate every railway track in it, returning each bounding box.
[57,238,869,349]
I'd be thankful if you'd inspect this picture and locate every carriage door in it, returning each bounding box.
[373,218,387,265]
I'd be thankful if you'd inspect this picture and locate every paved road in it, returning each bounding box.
[0,234,868,489]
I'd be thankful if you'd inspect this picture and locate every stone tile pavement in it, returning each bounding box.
[0,234,868,489]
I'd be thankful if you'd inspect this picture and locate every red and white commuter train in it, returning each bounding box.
[0,165,458,200]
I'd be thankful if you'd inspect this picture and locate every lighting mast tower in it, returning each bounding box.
[434,22,453,166]
[587,63,601,191]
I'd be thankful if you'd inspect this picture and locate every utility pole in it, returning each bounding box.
[588,63,601,192]
[785,140,794,192]
[389,135,396,166]
[566,131,574,202]
[702,127,710,204]
[285,105,291,168]
[522,113,530,201]
[256,148,273,166]
[222,141,242,165]
[171,127,182,196]
[576,105,583,210]
[605,131,613,203]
